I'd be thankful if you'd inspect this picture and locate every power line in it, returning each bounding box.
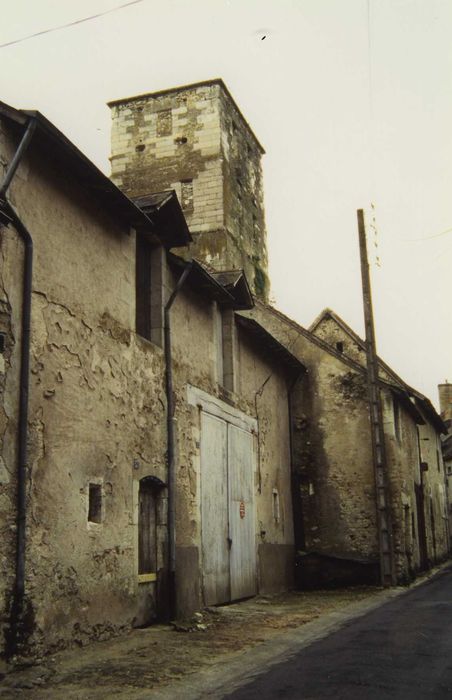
[403,226,452,243]
[0,0,147,50]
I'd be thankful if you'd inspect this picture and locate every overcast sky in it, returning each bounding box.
[1,0,451,408]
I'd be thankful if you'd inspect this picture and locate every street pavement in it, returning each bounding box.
[224,565,452,699]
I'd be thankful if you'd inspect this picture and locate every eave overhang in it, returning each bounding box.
[133,191,192,249]
[211,270,254,310]
[236,315,306,376]
[0,100,154,235]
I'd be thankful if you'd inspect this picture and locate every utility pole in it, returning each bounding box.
[357,209,396,586]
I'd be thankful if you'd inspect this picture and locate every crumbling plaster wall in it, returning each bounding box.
[169,288,296,608]
[0,227,23,657]
[314,314,447,577]
[0,137,168,656]
[418,418,449,564]
[312,315,397,385]
[381,392,422,580]
[1,124,28,656]
[241,303,379,564]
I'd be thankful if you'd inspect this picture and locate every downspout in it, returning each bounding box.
[0,117,37,655]
[164,261,193,620]
[288,369,306,554]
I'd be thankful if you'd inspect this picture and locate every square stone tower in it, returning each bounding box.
[438,382,452,422]
[108,79,269,299]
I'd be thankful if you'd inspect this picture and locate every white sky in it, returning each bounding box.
[1,0,451,408]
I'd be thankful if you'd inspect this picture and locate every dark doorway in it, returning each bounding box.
[415,482,428,571]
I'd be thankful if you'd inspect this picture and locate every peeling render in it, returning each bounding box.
[0,114,296,658]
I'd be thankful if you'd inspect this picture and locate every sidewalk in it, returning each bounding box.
[1,566,449,699]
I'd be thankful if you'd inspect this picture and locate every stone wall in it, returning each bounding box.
[241,300,446,585]
[418,416,449,564]
[1,122,295,657]
[109,80,269,299]
[0,129,169,656]
[241,303,379,568]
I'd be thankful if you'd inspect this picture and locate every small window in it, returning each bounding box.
[156,109,172,136]
[136,236,152,340]
[88,483,102,523]
[336,341,344,353]
[0,333,5,353]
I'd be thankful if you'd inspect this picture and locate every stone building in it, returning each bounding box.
[0,100,301,659]
[116,78,449,588]
[236,301,448,586]
[0,76,448,662]
[438,382,452,541]
[109,79,269,300]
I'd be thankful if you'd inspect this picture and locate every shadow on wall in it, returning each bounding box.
[295,551,380,589]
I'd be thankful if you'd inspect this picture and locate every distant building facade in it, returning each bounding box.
[438,382,452,541]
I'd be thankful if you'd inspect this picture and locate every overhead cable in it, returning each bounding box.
[0,0,147,50]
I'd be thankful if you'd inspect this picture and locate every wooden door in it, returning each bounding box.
[200,412,230,605]
[228,425,256,600]
[415,482,428,571]
[138,485,157,576]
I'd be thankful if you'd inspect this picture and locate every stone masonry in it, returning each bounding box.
[109,80,269,299]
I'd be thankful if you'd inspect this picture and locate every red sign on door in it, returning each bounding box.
[239,501,245,519]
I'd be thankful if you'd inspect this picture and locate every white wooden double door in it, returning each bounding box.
[200,412,257,605]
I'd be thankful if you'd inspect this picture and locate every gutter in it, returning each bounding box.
[164,260,193,620]
[0,117,37,657]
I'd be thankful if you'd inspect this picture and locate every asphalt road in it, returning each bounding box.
[224,566,452,699]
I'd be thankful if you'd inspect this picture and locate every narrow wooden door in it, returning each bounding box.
[138,485,157,576]
[200,412,229,605]
[228,425,256,600]
[415,482,428,571]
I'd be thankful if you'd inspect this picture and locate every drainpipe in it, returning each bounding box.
[0,117,37,655]
[164,261,193,620]
[288,369,306,553]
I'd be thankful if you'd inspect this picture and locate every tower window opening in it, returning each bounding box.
[181,180,194,210]
[88,483,102,523]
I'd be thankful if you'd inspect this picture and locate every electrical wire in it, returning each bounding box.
[403,226,452,243]
[0,0,147,50]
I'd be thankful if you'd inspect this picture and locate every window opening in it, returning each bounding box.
[181,180,194,210]
[156,109,172,136]
[88,483,102,523]
[136,236,152,340]
[336,341,344,353]
[0,333,5,353]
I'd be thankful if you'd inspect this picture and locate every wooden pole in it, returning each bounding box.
[357,209,396,586]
